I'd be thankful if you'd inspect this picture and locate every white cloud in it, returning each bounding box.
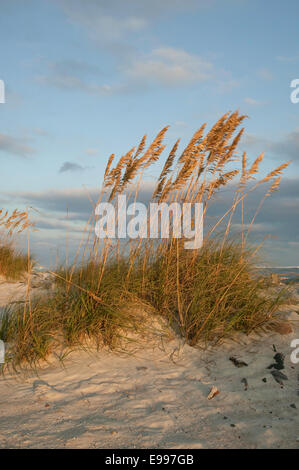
[39,47,215,94]
[124,47,213,86]
[72,14,147,42]
[38,73,114,95]
[40,1,238,98]
[37,58,115,95]
[0,133,35,158]
[57,1,148,42]
[57,0,199,42]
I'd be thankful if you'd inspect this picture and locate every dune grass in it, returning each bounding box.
[139,240,287,345]
[0,209,34,280]
[0,111,291,368]
[0,242,29,280]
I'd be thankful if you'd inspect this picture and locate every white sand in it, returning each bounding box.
[0,272,53,311]
[0,277,298,449]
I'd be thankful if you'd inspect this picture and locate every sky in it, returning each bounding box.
[0,0,299,267]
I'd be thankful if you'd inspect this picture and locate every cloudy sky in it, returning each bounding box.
[0,0,299,267]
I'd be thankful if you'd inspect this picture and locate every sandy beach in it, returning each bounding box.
[0,275,298,449]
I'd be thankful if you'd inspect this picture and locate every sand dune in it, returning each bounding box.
[0,277,298,449]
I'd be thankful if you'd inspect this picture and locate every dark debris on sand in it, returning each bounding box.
[229,356,248,368]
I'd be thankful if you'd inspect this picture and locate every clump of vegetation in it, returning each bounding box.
[0,111,290,368]
[140,240,286,345]
[0,243,28,280]
[0,209,33,280]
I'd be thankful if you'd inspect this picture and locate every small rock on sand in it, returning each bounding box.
[207,386,220,400]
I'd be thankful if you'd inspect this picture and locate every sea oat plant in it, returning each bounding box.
[0,208,35,280]
[0,112,291,367]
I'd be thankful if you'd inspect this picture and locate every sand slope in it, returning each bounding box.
[0,277,298,449]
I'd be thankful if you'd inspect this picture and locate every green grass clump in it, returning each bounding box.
[0,261,139,368]
[140,240,286,345]
[0,242,29,280]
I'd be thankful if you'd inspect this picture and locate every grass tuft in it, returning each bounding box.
[0,241,29,280]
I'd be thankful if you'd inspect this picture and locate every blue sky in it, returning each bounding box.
[0,0,299,266]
